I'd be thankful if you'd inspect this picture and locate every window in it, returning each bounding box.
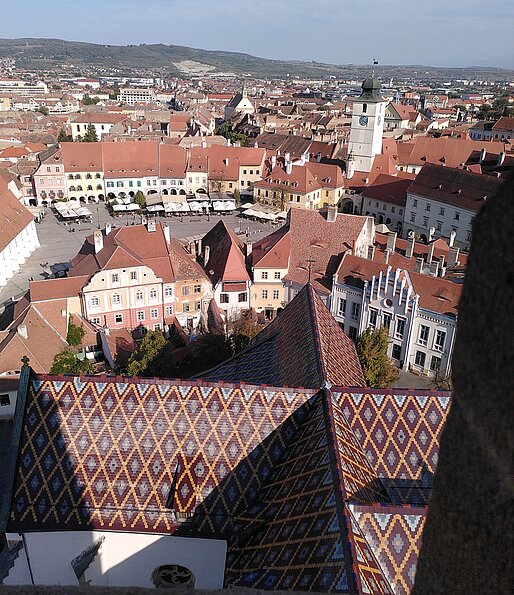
[351,302,360,320]
[112,294,121,305]
[91,317,101,325]
[220,293,229,304]
[182,303,190,313]
[396,317,405,339]
[116,181,123,188]
[437,221,442,231]
[430,355,441,372]
[466,230,472,242]
[423,216,429,227]
[425,204,431,212]
[194,284,201,293]
[181,286,189,296]
[90,296,99,308]
[115,313,123,324]
[410,212,416,223]
[274,271,281,280]
[165,306,173,316]
[392,344,402,360]
[111,273,119,283]
[195,301,201,311]
[336,297,346,317]
[434,329,446,351]
[153,324,162,331]
[150,308,158,319]
[149,288,157,300]
[106,181,114,188]
[46,166,51,173]
[238,292,247,302]
[137,311,145,321]
[262,289,268,299]
[368,308,378,328]
[418,325,429,346]
[382,313,391,331]
[413,199,418,207]
[0,394,10,406]
[273,289,280,300]
[261,271,268,280]
[130,271,137,281]
[136,290,144,302]
[415,350,426,368]
[454,211,460,221]
[164,286,173,297]
[348,326,358,341]
[439,207,445,216]
[137,181,141,187]
[362,103,367,113]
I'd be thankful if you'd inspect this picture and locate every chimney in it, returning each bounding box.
[93,230,103,254]
[448,246,460,268]
[428,226,436,242]
[367,245,376,260]
[285,158,293,175]
[386,232,397,254]
[406,235,415,259]
[430,260,439,276]
[223,157,229,166]
[384,248,390,264]
[271,155,276,169]
[438,255,446,277]
[201,138,207,148]
[163,224,170,244]
[196,238,202,255]
[327,205,337,223]
[245,241,252,258]
[17,324,28,340]
[427,242,435,265]
[189,241,197,257]
[204,245,210,266]
[479,147,486,163]
[316,152,322,163]
[497,151,506,167]
[415,256,424,273]
[147,219,156,233]
[449,229,456,247]
[105,223,112,235]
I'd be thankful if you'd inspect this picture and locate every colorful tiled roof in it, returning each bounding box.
[199,284,365,389]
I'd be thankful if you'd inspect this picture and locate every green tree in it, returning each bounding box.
[133,190,146,208]
[57,128,72,142]
[50,350,92,374]
[37,106,49,116]
[109,83,120,100]
[126,330,167,376]
[82,123,99,142]
[66,316,85,347]
[356,327,399,388]
[82,94,100,106]
[233,188,241,205]
[270,185,289,210]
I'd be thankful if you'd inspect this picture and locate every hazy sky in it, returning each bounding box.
[1,0,513,68]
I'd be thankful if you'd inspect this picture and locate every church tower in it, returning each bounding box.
[347,73,386,173]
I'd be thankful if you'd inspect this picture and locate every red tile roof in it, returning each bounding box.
[0,184,35,253]
[361,173,412,206]
[201,220,249,285]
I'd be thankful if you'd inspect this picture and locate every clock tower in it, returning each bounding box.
[347,74,386,173]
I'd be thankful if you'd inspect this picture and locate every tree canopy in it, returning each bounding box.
[133,190,146,207]
[50,350,92,374]
[66,317,85,347]
[81,123,99,142]
[57,128,72,142]
[356,327,399,388]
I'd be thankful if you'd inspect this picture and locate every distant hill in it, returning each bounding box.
[0,38,512,81]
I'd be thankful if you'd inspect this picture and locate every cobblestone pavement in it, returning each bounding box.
[0,204,278,307]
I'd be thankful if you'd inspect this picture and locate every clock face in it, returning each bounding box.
[359,115,368,126]
[377,115,382,125]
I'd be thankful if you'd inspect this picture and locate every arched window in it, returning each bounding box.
[362,103,367,113]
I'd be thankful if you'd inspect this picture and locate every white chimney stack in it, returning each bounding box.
[449,229,457,247]
[415,256,424,273]
[427,242,435,265]
[105,223,112,235]
[93,230,103,254]
[17,324,28,340]
[204,245,210,266]
[386,232,397,254]
[406,235,415,259]
[327,205,337,223]
[497,151,506,167]
[429,227,436,242]
[384,249,390,264]
[448,246,460,268]
[479,148,487,163]
[147,219,156,233]
[163,224,170,244]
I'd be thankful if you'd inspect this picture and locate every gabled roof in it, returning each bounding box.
[201,220,249,285]
[361,174,411,207]
[0,184,35,253]
[199,284,365,389]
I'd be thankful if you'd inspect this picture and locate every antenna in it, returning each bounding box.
[306,256,317,283]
